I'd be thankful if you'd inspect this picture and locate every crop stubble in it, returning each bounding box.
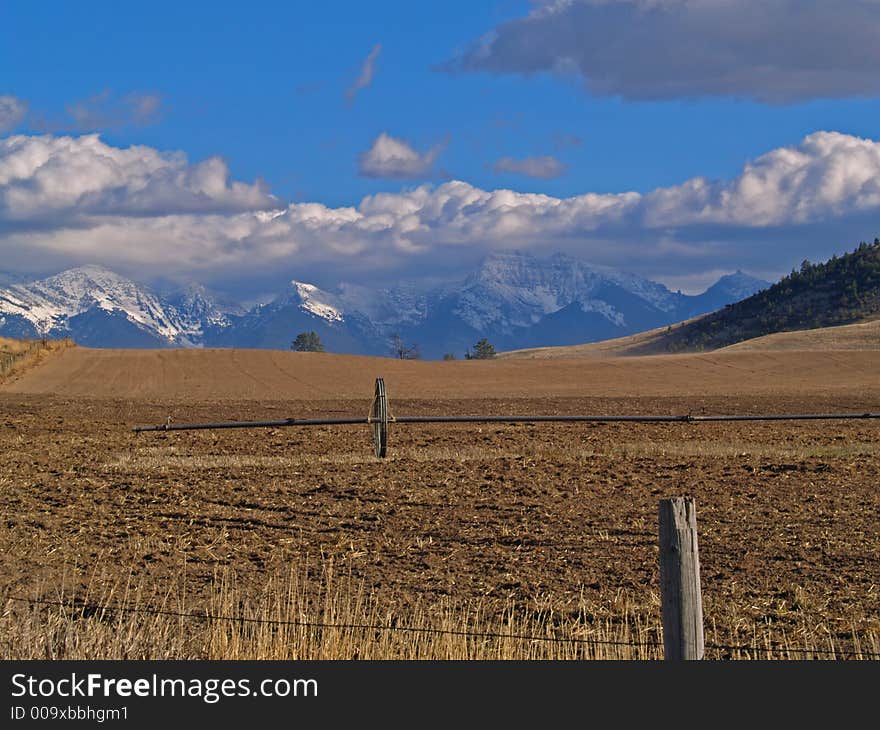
[1,348,879,655]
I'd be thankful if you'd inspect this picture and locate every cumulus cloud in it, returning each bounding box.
[0,134,277,221]
[492,155,567,179]
[1,131,879,289]
[0,96,28,133]
[346,44,382,104]
[358,132,446,179]
[449,0,880,103]
[640,131,880,227]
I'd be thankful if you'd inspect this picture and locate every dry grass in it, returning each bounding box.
[0,337,75,383]
[498,316,709,358]
[0,336,34,354]
[720,318,880,352]
[500,317,880,359]
[2,561,876,660]
[2,562,661,660]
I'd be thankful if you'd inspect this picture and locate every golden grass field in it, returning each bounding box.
[0,336,74,382]
[1,334,879,659]
[500,316,880,358]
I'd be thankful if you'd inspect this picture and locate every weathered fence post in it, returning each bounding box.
[658,497,704,660]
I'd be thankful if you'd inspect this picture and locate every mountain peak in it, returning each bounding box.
[1,265,198,344]
[48,264,126,281]
[704,271,770,300]
[290,280,344,322]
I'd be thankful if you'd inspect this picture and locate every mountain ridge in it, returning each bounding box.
[0,253,770,357]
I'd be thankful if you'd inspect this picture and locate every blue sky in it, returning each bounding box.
[2,0,880,298]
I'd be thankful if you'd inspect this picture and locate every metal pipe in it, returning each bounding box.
[391,413,880,423]
[133,412,880,433]
[393,415,693,423]
[688,413,879,422]
[132,417,367,433]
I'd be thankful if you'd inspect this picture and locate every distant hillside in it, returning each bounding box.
[653,239,880,353]
[498,318,703,359]
[719,318,880,352]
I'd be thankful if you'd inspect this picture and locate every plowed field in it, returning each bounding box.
[2,347,879,656]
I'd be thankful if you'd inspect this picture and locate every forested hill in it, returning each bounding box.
[658,239,880,353]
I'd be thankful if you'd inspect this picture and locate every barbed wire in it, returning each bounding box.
[3,595,662,649]
[6,594,878,658]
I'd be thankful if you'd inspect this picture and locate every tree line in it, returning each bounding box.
[291,331,496,360]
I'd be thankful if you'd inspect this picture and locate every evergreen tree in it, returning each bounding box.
[466,338,496,360]
[291,331,325,352]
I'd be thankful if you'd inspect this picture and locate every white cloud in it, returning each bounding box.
[0,96,27,132]
[358,132,446,179]
[450,0,880,103]
[0,134,277,220]
[346,44,382,104]
[640,131,880,226]
[1,131,879,289]
[493,155,567,179]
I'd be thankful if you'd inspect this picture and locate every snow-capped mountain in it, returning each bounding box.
[442,252,679,331]
[210,252,768,358]
[207,279,378,354]
[0,255,770,355]
[164,282,243,344]
[700,270,768,305]
[449,252,679,333]
[385,253,768,357]
[0,266,232,347]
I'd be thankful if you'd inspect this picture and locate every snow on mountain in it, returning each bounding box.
[600,267,681,312]
[208,252,760,358]
[0,265,177,339]
[579,299,626,327]
[0,266,232,347]
[281,280,429,330]
[0,255,770,355]
[292,282,344,322]
[679,270,769,319]
[706,270,768,300]
[165,282,243,344]
[335,282,427,328]
[447,251,675,332]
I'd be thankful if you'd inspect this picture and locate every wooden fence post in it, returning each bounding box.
[658,497,704,660]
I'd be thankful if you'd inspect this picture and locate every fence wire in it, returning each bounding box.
[3,595,660,649]
[6,594,877,659]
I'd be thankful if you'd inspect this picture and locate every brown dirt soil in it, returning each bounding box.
[1,347,879,655]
